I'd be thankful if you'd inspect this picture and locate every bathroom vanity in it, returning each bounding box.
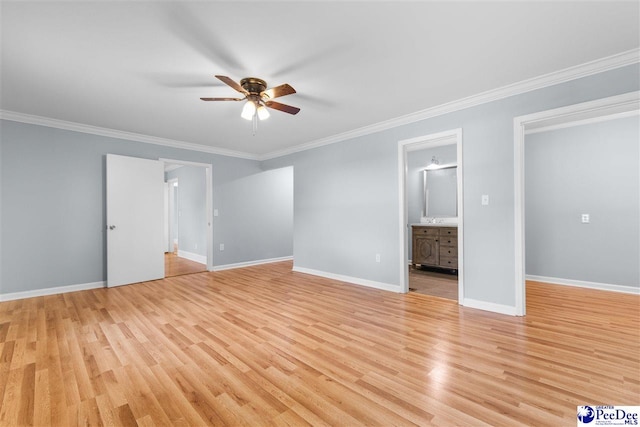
[411,225,458,272]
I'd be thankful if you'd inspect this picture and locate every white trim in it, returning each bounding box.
[213,256,293,272]
[398,129,465,305]
[0,110,259,160]
[177,250,207,265]
[0,281,105,302]
[161,158,215,272]
[524,109,639,135]
[160,158,212,169]
[526,275,639,295]
[462,298,517,316]
[514,117,526,316]
[164,164,183,172]
[455,132,464,304]
[292,266,400,293]
[262,48,640,160]
[1,49,637,162]
[513,91,640,316]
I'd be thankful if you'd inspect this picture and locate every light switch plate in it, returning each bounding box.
[481,195,489,206]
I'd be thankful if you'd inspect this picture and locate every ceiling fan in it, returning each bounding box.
[201,75,300,121]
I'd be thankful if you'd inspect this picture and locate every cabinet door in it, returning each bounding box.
[414,236,439,266]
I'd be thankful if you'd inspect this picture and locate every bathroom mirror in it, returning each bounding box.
[422,165,457,219]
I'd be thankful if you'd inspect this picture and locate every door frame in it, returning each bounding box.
[160,158,214,271]
[398,128,464,301]
[166,177,179,253]
[513,91,639,316]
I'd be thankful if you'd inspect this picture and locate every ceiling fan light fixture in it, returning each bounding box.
[201,75,300,127]
[241,100,256,120]
[257,104,270,121]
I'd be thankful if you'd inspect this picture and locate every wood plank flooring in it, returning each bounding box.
[409,266,458,300]
[164,253,206,278]
[0,262,638,426]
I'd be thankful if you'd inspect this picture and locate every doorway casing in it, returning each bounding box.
[513,91,639,316]
[160,158,214,272]
[398,128,464,301]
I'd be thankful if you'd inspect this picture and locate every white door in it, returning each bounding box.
[107,154,164,287]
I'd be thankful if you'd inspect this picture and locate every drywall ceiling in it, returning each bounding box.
[1,1,638,158]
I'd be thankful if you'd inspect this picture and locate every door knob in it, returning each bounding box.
[109,225,116,230]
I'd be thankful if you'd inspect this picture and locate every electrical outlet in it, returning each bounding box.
[375,254,381,263]
[581,214,590,224]
[213,209,219,217]
[481,195,489,206]
[219,243,225,251]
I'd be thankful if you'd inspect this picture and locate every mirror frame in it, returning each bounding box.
[422,164,458,219]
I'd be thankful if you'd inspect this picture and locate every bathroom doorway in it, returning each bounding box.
[398,129,464,302]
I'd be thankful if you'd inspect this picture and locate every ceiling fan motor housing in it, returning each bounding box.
[240,77,267,95]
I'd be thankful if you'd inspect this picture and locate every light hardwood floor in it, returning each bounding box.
[409,266,458,300]
[165,252,206,278]
[0,261,638,426]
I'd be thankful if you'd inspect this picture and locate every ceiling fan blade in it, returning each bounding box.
[265,100,300,115]
[263,83,296,100]
[200,97,244,101]
[215,75,247,94]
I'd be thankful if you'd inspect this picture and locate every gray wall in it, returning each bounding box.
[407,144,457,260]
[166,165,207,257]
[0,121,293,294]
[216,166,293,266]
[262,63,640,308]
[525,115,639,287]
[1,64,637,307]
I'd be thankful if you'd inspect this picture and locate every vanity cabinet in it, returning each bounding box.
[412,225,458,271]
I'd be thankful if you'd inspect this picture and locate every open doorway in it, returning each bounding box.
[162,158,213,278]
[398,129,464,302]
[514,91,639,315]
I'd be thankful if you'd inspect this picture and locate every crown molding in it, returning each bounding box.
[1,49,637,163]
[0,110,260,161]
[259,48,640,160]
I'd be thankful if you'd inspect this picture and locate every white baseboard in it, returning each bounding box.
[177,250,207,265]
[526,275,639,295]
[462,298,518,316]
[292,266,401,293]
[213,256,293,272]
[0,281,106,302]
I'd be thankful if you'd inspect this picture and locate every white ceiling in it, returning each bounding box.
[2,1,638,158]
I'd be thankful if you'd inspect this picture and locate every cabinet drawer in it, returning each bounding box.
[441,246,458,257]
[412,227,439,236]
[439,256,458,268]
[439,236,457,246]
[441,227,457,237]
